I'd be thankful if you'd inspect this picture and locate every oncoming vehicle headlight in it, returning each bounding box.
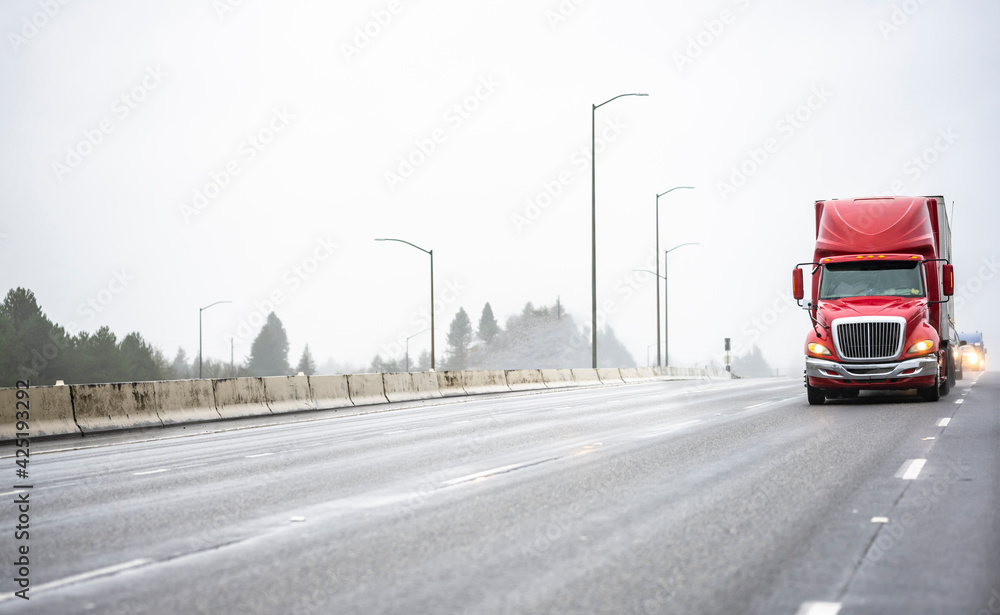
[907,340,934,355]
[808,343,832,356]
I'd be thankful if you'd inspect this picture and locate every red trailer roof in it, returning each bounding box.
[814,197,938,260]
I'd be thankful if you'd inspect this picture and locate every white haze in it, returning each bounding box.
[1,1,998,374]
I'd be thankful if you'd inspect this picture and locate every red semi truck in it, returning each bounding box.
[792,196,957,405]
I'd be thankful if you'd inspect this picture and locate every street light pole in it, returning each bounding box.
[655,186,694,367]
[376,238,436,371]
[199,300,231,379]
[663,243,698,367]
[405,328,431,372]
[592,92,647,368]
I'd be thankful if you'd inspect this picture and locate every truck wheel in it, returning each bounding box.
[919,370,941,402]
[806,385,825,405]
[943,353,955,395]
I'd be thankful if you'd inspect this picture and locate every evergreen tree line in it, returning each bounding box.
[370,300,636,372]
[0,288,315,387]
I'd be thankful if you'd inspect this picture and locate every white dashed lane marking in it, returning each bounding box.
[897,459,927,480]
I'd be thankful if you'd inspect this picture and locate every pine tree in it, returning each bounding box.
[247,312,291,376]
[296,344,316,375]
[0,287,70,386]
[171,348,192,379]
[477,302,499,344]
[445,308,473,370]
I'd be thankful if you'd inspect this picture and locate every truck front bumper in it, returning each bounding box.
[806,356,938,388]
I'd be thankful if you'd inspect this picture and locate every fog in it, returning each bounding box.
[2,1,998,374]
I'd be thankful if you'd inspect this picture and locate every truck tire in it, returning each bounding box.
[806,385,825,405]
[943,352,955,394]
[919,370,941,402]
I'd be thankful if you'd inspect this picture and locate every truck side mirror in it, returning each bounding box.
[942,264,954,296]
[792,268,804,301]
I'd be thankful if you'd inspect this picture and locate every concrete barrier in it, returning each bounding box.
[3,364,736,442]
[571,369,602,386]
[620,367,657,382]
[0,385,81,440]
[597,368,624,384]
[540,369,576,389]
[505,369,546,391]
[263,375,315,414]
[72,382,161,434]
[382,373,417,403]
[309,375,354,410]
[154,379,220,425]
[347,374,388,406]
[436,371,467,397]
[410,371,442,399]
[462,370,510,395]
[214,378,271,419]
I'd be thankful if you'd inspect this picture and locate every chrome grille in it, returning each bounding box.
[833,319,904,361]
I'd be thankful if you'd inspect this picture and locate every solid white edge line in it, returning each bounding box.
[796,601,841,615]
[0,558,152,602]
[938,418,951,427]
[132,468,168,476]
[899,458,927,480]
[245,453,275,458]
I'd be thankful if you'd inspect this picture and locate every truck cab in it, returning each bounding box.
[792,197,956,405]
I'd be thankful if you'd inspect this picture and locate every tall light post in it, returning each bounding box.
[375,238,436,371]
[654,187,694,366]
[199,300,231,379]
[592,91,648,368]
[405,328,430,372]
[664,243,699,367]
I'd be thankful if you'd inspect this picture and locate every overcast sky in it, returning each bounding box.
[2,0,998,374]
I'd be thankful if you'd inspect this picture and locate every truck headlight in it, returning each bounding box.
[808,343,832,356]
[907,340,934,354]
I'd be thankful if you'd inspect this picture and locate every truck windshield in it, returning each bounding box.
[819,261,924,299]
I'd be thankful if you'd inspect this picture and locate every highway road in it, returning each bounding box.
[1,373,998,614]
